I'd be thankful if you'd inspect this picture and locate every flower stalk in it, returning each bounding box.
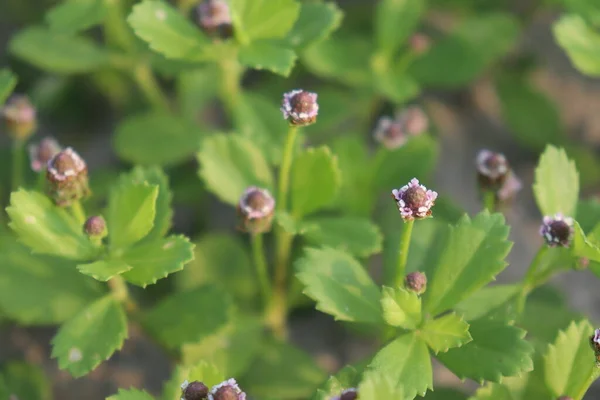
[11,139,24,191]
[394,219,414,287]
[252,233,271,307]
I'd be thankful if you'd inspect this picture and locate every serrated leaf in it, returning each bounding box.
[577,198,600,233]
[46,0,107,34]
[436,319,534,383]
[421,313,472,353]
[9,26,108,73]
[358,370,404,400]
[285,2,343,49]
[454,284,521,322]
[302,216,383,257]
[114,112,204,166]
[107,388,154,400]
[291,146,341,218]
[374,68,420,104]
[107,181,158,249]
[295,247,383,324]
[51,296,128,377]
[313,366,361,400]
[121,235,194,287]
[240,340,326,399]
[375,0,425,56]
[533,145,579,217]
[162,362,225,400]
[275,211,309,235]
[368,332,433,398]
[238,41,297,76]
[7,190,97,260]
[128,0,211,61]
[423,211,512,316]
[230,0,300,42]
[77,259,132,281]
[197,134,274,206]
[0,362,52,400]
[554,14,600,77]
[380,286,422,329]
[572,221,600,262]
[544,320,599,398]
[143,285,233,349]
[0,69,17,104]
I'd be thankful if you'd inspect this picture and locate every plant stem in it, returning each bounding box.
[133,64,170,111]
[108,275,139,314]
[394,219,415,287]
[70,200,86,225]
[218,57,242,117]
[483,191,496,213]
[11,139,24,192]
[252,233,271,308]
[516,246,549,314]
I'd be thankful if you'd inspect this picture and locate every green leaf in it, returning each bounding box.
[197,134,274,206]
[0,69,17,104]
[162,362,225,400]
[302,216,383,257]
[553,14,600,77]
[0,362,52,400]
[533,145,579,217]
[121,235,194,287]
[275,211,309,235]
[128,0,210,61]
[423,211,512,316]
[176,234,257,305]
[562,0,600,27]
[358,370,405,400]
[108,388,154,400]
[77,259,132,282]
[291,146,341,218]
[9,27,108,73]
[572,221,600,262]
[496,75,564,151]
[368,332,433,398]
[313,366,361,400]
[374,68,420,104]
[177,66,219,121]
[51,295,127,377]
[544,320,599,398]
[420,313,472,354]
[380,286,422,329]
[296,247,383,324]
[240,340,326,399]
[7,190,97,260]
[454,284,521,322]
[285,2,343,49]
[436,319,534,383]
[107,181,158,249]
[114,112,204,166]
[143,285,233,349]
[577,199,600,233]
[238,41,297,76]
[230,0,300,42]
[46,0,107,34]
[375,0,425,56]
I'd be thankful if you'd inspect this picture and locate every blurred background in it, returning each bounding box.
[1,0,600,398]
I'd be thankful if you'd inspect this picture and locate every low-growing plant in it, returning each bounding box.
[2,0,600,399]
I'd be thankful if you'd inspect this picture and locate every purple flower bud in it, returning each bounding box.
[405,271,427,295]
[84,216,107,239]
[208,379,246,400]
[46,147,90,207]
[373,117,407,149]
[2,94,37,140]
[496,172,522,203]
[476,150,510,189]
[576,257,590,270]
[181,380,209,400]
[409,33,431,55]
[395,106,429,136]
[281,90,319,127]
[237,187,275,234]
[196,0,232,37]
[557,397,573,400]
[28,137,61,172]
[391,178,438,221]
[331,388,358,400]
[590,328,600,352]
[539,213,574,247]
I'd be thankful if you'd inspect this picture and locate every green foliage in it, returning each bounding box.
[238,41,297,77]
[358,371,405,400]
[0,362,52,400]
[51,295,128,377]
[108,388,154,400]
[375,0,424,57]
[380,286,422,329]
[285,2,343,49]
[420,313,472,354]
[313,366,361,400]
[0,69,17,104]
[554,14,600,77]
[230,0,301,43]
[77,259,132,281]
[455,284,520,322]
[572,221,600,262]
[45,0,107,34]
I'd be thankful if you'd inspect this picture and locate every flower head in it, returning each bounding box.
[29,137,61,172]
[405,271,427,295]
[2,94,37,140]
[84,216,107,239]
[46,147,90,207]
[181,380,209,400]
[281,90,319,127]
[391,178,438,221]
[197,0,232,36]
[409,33,431,55]
[331,388,358,400]
[497,172,522,203]
[373,117,407,149]
[209,378,246,400]
[539,213,574,247]
[476,150,509,189]
[396,106,428,136]
[590,329,600,360]
[237,187,275,234]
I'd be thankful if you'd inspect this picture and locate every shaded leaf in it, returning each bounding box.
[313,366,361,400]
[553,14,600,77]
[375,0,425,56]
[107,388,154,400]
[533,145,579,217]
[77,259,132,282]
[46,0,107,34]
[0,69,17,104]
[454,284,521,322]
[380,286,422,329]
[285,2,343,49]
[230,0,300,42]
[0,362,52,400]
[238,41,297,76]
[421,313,472,353]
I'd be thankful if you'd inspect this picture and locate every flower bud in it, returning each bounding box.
[2,94,37,140]
[209,378,246,400]
[237,187,275,234]
[391,178,438,221]
[496,172,522,204]
[46,147,90,207]
[396,106,428,136]
[539,213,574,248]
[374,117,407,149]
[576,257,590,270]
[84,216,107,239]
[405,271,427,295]
[332,388,358,400]
[281,90,319,127]
[409,33,431,55]
[476,150,510,191]
[557,396,573,400]
[181,380,209,400]
[29,137,61,172]
[590,328,600,353]
[196,0,232,37]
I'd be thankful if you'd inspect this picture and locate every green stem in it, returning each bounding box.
[483,191,496,213]
[70,200,86,225]
[218,57,242,117]
[132,64,171,111]
[11,139,24,192]
[252,233,271,308]
[103,0,135,51]
[108,275,139,314]
[394,219,414,287]
[516,246,549,314]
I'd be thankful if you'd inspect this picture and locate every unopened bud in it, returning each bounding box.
[374,117,406,149]
[576,257,590,270]
[29,137,61,172]
[196,0,232,38]
[281,90,319,127]
[396,106,428,136]
[496,172,522,204]
[46,147,90,207]
[237,187,275,234]
[391,178,437,221]
[557,396,573,400]
[405,271,427,295]
[539,214,574,248]
[331,388,358,400]
[209,379,246,400]
[409,33,431,55]
[476,150,509,191]
[84,216,107,239]
[181,380,209,400]
[2,94,37,140]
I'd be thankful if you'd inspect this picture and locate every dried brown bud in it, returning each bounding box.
[405,271,427,295]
